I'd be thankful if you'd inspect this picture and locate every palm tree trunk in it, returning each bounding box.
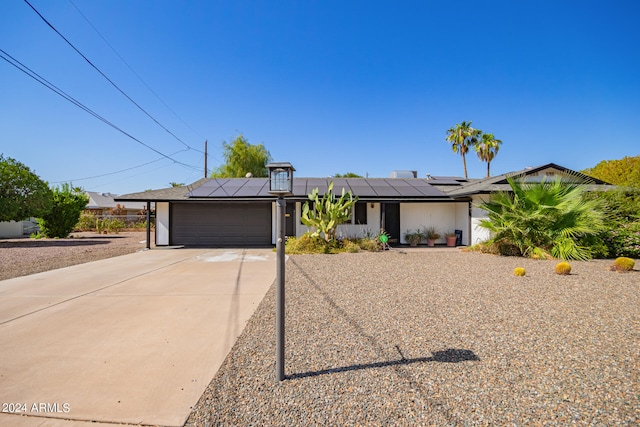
[462,154,468,179]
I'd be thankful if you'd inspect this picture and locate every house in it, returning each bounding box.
[438,163,612,245]
[85,191,147,219]
[115,163,612,248]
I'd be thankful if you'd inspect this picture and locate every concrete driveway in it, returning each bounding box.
[0,248,276,426]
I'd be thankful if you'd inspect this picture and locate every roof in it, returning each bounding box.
[86,191,147,210]
[116,177,455,202]
[115,163,613,203]
[444,163,612,197]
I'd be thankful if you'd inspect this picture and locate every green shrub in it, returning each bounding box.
[106,218,126,233]
[343,240,360,253]
[285,234,330,254]
[514,267,526,276]
[357,237,382,252]
[555,261,572,275]
[37,184,89,238]
[75,211,97,231]
[604,222,640,258]
[285,233,381,254]
[497,240,522,257]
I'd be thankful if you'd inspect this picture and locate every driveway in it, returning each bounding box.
[0,248,276,426]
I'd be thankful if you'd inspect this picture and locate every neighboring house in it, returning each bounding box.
[115,164,612,248]
[85,191,147,219]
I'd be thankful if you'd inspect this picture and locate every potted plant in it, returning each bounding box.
[403,229,424,246]
[445,231,457,247]
[422,226,441,247]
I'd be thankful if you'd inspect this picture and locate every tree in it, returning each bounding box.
[478,176,605,260]
[446,121,480,179]
[36,183,89,238]
[0,155,52,222]
[475,133,502,177]
[211,135,272,178]
[301,182,357,242]
[333,172,363,178]
[581,155,640,188]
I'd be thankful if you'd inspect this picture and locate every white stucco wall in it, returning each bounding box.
[292,201,472,245]
[0,221,24,238]
[470,195,491,245]
[156,202,170,246]
[400,203,468,245]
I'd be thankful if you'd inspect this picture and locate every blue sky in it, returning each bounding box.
[1,0,638,195]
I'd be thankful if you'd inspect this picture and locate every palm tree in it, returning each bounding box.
[475,133,502,177]
[445,121,480,179]
[478,176,605,260]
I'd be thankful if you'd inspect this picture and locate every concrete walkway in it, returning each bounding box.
[0,248,276,426]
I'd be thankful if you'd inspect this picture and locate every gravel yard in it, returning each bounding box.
[0,231,148,281]
[187,251,638,426]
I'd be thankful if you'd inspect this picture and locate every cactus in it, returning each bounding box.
[610,257,635,272]
[514,267,526,276]
[555,261,572,275]
[301,182,357,242]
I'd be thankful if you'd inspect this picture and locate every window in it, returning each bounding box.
[354,202,367,225]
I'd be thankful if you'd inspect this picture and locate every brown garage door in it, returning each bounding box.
[171,202,271,247]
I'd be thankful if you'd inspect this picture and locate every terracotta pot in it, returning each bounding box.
[427,239,436,247]
[446,236,457,247]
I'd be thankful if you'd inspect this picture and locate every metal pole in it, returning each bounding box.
[145,201,151,250]
[276,196,286,381]
[204,140,208,178]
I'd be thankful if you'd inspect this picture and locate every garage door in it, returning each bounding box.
[171,202,271,247]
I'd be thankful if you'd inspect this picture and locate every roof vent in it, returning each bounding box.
[390,170,417,178]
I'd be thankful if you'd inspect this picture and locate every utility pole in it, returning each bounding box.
[204,140,208,178]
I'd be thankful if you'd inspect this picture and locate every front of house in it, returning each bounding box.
[115,164,611,248]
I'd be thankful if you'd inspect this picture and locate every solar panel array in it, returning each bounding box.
[187,178,450,199]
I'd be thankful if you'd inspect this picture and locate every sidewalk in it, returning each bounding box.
[0,248,276,426]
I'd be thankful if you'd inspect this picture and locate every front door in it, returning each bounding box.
[381,202,400,244]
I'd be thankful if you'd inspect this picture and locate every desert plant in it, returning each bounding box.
[478,176,605,260]
[301,182,357,242]
[285,233,381,254]
[343,240,360,253]
[357,237,382,252]
[75,211,97,231]
[555,261,572,275]
[610,257,635,272]
[403,229,424,246]
[106,218,126,233]
[423,226,441,240]
[514,267,526,276]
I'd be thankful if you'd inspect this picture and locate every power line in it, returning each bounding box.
[85,162,177,191]
[67,0,207,145]
[24,0,204,155]
[49,150,189,183]
[0,48,199,171]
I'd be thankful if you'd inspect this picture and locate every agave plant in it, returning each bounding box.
[478,176,605,260]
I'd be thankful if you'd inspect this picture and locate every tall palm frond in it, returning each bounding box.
[445,121,480,179]
[475,133,502,177]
